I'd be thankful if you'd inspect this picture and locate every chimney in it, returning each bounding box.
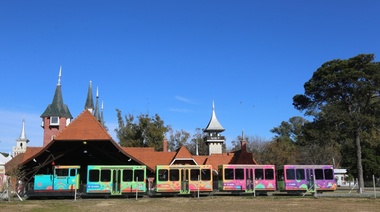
[240,130,247,152]
[163,138,168,152]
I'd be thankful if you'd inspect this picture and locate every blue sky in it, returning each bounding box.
[1,1,379,153]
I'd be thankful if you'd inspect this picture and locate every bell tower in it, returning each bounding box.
[203,101,225,155]
[12,119,29,157]
[40,66,73,146]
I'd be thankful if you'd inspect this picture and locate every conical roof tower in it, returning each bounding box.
[84,81,94,113]
[203,101,225,155]
[40,66,73,146]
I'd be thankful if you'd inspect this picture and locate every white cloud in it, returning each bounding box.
[175,96,194,104]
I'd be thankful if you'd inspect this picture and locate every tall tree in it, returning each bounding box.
[168,129,190,151]
[270,116,308,143]
[187,128,208,156]
[115,109,169,151]
[293,54,380,193]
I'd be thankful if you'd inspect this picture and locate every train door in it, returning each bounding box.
[111,169,122,195]
[306,168,314,190]
[180,169,190,194]
[245,168,254,193]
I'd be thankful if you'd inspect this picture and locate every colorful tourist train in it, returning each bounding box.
[25,164,336,198]
[3,70,337,200]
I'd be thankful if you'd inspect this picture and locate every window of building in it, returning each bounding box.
[50,116,59,126]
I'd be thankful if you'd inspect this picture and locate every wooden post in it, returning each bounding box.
[136,177,138,200]
[197,175,200,198]
[373,175,376,199]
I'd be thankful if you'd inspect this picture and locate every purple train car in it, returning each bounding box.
[276,165,337,194]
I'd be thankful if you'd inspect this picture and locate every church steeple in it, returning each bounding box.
[203,101,225,155]
[40,66,73,146]
[84,81,94,113]
[13,119,29,157]
[94,87,101,122]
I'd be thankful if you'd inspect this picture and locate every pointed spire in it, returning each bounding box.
[58,65,62,85]
[101,101,105,125]
[204,101,225,132]
[19,119,27,141]
[41,66,73,119]
[94,86,101,121]
[84,81,94,112]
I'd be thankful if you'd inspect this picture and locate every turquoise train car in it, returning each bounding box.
[86,165,146,197]
[32,165,80,197]
[28,165,146,198]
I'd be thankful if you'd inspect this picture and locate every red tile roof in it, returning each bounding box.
[54,109,112,141]
[5,147,42,174]
[122,147,176,172]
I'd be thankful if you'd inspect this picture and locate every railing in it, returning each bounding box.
[203,136,225,141]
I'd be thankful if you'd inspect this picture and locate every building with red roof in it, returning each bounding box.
[5,67,257,194]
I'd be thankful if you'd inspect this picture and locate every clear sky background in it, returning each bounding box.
[1,1,379,153]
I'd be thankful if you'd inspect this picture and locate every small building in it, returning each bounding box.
[334,168,354,187]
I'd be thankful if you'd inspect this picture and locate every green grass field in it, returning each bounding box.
[1,194,380,212]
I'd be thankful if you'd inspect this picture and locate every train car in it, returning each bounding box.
[86,165,146,197]
[152,165,213,195]
[218,164,276,195]
[30,165,80,197]
[276,165,337,194]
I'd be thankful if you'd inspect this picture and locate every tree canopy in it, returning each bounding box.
[115,109,169,151]
[293,54,380,193]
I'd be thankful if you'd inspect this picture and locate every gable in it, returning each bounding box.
[54,109,111,140]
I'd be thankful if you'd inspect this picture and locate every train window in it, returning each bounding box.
[170,169,179,181]
[296,169,305,180]
[265,169,274,180]
[89,170,100,182]
[123,169,133,182]
[314,169,324,180]
[70,169,76,177]
[56,168,68,176]
[201,169,211,181]
[135,170,145,182]
[190,169,200,181]
[235,168,244,180]
[158,169,168,181]
[101,170,111,182]
[324,169,334,180]
[286,169,295,180]
[225,168,234,180]
[255,169,263,180]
